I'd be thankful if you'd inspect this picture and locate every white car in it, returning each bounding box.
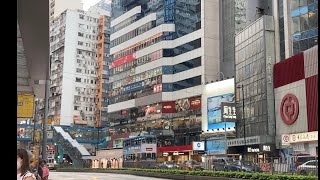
[296,160,318,175]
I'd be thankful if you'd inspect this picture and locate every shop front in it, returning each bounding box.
[280,131,318,157]
[157,145,193,163]
[83,149,123,169]
[226,135,275,161]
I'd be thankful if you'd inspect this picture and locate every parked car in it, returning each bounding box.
[179,160,203,170]
[296,160,318,175]
[212,158,233,171]
[227,161,261,173]
[295,156,318,167]
[157,161,177,169]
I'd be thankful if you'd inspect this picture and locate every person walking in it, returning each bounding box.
[17,149,36,180]
[41,160,49,180]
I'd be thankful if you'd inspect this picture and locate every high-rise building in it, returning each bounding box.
[49,0,83,23]
[273,0,318,62]
[106,0,222,158]
[220,0,272,78]
[49,9,110,127]
[232,16,277,160]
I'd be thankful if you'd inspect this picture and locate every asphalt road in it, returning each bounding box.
[49,171,171,180]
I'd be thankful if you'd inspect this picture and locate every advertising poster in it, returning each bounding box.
[17,93,34,118]
[207,93,234,128]
[206,138,226,155]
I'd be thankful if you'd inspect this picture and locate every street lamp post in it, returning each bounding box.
[237,84,246,160]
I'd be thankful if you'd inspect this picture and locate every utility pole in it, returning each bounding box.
[237,84,246,160]
[41,55,51,161]
[241,84,246,159]
[42,80,49,161]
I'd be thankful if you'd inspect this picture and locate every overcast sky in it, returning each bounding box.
[82,0,103,10]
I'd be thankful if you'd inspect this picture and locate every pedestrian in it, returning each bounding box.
[41,160,49,180]
[101,162,104,168]
[17,148,36,180]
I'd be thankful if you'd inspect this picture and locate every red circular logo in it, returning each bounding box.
[280,94,299,125]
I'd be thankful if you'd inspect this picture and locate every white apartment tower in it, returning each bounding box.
[49,9,110,127]
[49,0,83,22]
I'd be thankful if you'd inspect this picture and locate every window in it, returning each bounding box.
[77,59,82,63]
[74,106,79,110]
[78,32,84,37]
[300,13,309,32]
[308,10,318,29]
[76,68,82,73]
[79,14,84,19]
[78,41,83,46]
[76,77,81,82]
[290,0,299,10]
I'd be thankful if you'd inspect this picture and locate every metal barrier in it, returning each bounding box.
[201,157,318,176]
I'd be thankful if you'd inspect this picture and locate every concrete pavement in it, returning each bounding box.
[49,171,171,180]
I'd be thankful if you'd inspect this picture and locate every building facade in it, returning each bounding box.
[233,16,276,161]
[49,9,110,127]
[220,0,273,79]
[106,0,223,161]
[49,0,83,23]
[274,45,318,157]
[273,0,318,62]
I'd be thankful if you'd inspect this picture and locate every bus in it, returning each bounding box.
[123,135,157,168]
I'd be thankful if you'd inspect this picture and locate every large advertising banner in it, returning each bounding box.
[109,53,136,68]
[206,138,226,155]
[202,78,235,132]
[17,93,34,118]
[207,93,234,125]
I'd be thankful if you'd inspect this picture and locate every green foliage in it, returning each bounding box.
[57,168,318,180]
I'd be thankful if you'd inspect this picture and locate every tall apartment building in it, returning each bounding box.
[273,0,318,62]
[106,0,221,159]
[49,9,110,127]
[49,0,83,23]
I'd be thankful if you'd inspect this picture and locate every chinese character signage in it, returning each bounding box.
[221,102,236,122]
[17,94,34,118]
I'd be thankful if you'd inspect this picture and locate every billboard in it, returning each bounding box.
[202,78,235,132]
[207,93,234,125]
[17,93,34,118]
[206,138,226,155]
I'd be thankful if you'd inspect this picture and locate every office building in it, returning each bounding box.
[273,0,318,62]
[107,0,222,161]
[274,45,318,157]
[232,16,276,161]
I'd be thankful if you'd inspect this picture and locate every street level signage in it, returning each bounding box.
[192,141,205,151]
[227,136,260,147]
[289,131,318,143]
[281,134,290,146]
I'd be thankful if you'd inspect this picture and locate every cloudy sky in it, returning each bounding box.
[82,0,111,10]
